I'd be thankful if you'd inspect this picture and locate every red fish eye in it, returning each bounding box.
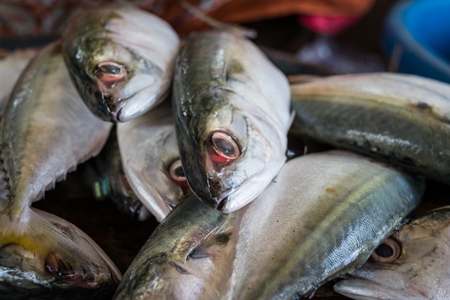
[207,131,240,164]
[95,61,126,88]
[168,159,191,196]
[370,237,401,263]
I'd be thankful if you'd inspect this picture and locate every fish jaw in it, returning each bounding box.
[334,278,428,300]
[0,204,121,298]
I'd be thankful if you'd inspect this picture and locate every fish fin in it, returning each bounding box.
[188,230,233,260]
[0,202,121,288]
[179,0,257,38]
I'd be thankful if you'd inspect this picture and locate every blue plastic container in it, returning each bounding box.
[383,0,450,83]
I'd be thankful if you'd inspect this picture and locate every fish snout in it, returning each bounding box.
[93,91,125,122]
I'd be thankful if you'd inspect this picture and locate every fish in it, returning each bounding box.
[172,30,292,213]
[334,206,450,300]
[117,100,191,222]
[61,5,180,122]
[0,41,119,298]
[290,73,450,185]
[113,195,236,300]
[113,150,423,299]
[90,126,152,221]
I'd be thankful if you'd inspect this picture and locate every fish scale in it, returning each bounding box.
[228,151,423,299]
[335,206,450,299]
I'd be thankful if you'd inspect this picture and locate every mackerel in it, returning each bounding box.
[0,41,119,297]
[335,206,450,300]
[290,73,450,184]
[173,30,291,212]
[117,100,189,222]
[62,5,180,122]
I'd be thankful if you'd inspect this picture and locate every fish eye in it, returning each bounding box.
[169,159,186,182]
[207,131,240,164]
[95,61,126,87]
[370,237,401,263]
[174,264,188,274]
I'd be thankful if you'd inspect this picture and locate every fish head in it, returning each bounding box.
[132,128,191,222]
[0,205,121,299]
[177,88,287,213]
[114,230,235,300]
[62,7,171,122]
[118,102,191,222]
[334,206,450,300]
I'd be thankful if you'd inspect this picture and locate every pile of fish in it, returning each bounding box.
[0,4,449,300]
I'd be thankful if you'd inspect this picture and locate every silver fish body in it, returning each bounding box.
[113,150,423,299]
[227,151,423,299]
[334,206,450,300]
[61,5,180,122]
[0,41,119,297]
[290,73,450,184]
[173,30,291,212]
[117,100,189,222]
[2,41,112,215]
[0,48,38,109]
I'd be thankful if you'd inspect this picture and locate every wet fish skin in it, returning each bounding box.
[2,40,112,217]
[0,41,119,297]
[173,30,291,212]
[118,100,188,222]
[228,151,424,299]
[113,150,423,299]
[0,48,38,109]
[113,196,236,300]
[334,206,450,300]
[61,5,180,122]
[290,73,450,184]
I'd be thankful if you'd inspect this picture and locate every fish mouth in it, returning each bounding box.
[93,91,125,122]
[334,278,389,300]
[107,85,157,122]
[334,269,426,300]
[216,197,228,211]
